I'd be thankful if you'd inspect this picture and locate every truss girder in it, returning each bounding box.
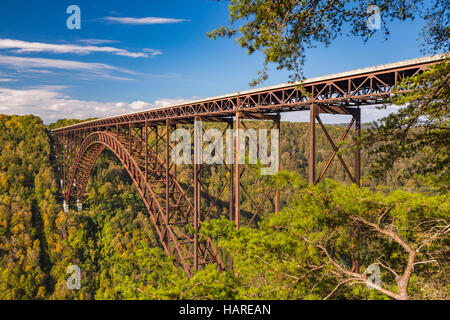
[51,61,438,134]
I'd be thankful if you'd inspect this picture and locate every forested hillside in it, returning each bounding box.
[0,114,448,300]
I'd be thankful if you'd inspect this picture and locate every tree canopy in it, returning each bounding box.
[0,115,447,300]
[362,61,449,187]
[208,0,449,86]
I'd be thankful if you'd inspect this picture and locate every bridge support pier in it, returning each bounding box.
[308,104,362,272]
[234,111,241,230]
[193,117,201,271]
[275,113,281,213]
[354,107,361,187]
[309,104,318,185]
[231,111,282,228]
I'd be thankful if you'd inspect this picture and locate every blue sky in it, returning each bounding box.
[0,0,438,123]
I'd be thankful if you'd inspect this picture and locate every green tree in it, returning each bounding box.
[202,179,449,300]
[208,0,448,86]
[362,61,449,187]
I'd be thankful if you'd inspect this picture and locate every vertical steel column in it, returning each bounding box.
[193,116,201,270]
[354,107,361,187]
[229,124,234,222]
[58,135,61,192]
[68,132,71,187]
[62,134,65,202]
[67,132,70,195]
[129,123,132,155]
[66,132,70,203]
[64,133,67,192]
[69,132,72,184]
[309,104,318,185]
[275,114,281,213]
[234,111,241,229]
[62,134,65,189]
[155,125,159,177]
[155,125,159,154]
[352,106,361,273]
[74,131,77,156]
[145,122,148,182]
[172,123,177,180]
[228,120,234,270]
[165,119,170,253]
[55,137,59,177]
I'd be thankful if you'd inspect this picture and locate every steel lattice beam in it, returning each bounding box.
[52,55,445,134]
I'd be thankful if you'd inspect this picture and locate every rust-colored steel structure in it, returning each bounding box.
[52,55,446,275]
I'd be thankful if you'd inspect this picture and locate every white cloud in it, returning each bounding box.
[129,101,153,110]
[142,48,163,56]
[152,97,194,107]
[0,39,161,58]
[0,55,137,80]
[102,16,189,25]
[76,39,119,45]
[0,86,195,123]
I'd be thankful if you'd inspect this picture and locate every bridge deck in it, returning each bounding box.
[52,54,447,133]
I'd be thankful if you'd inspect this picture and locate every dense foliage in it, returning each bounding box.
[201,179,449,299]
[0,115,55,299]
[0,114,447,300]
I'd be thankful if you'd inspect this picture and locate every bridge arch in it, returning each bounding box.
[64,131,221,275]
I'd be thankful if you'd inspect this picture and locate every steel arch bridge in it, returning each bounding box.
[51,54,447,275]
